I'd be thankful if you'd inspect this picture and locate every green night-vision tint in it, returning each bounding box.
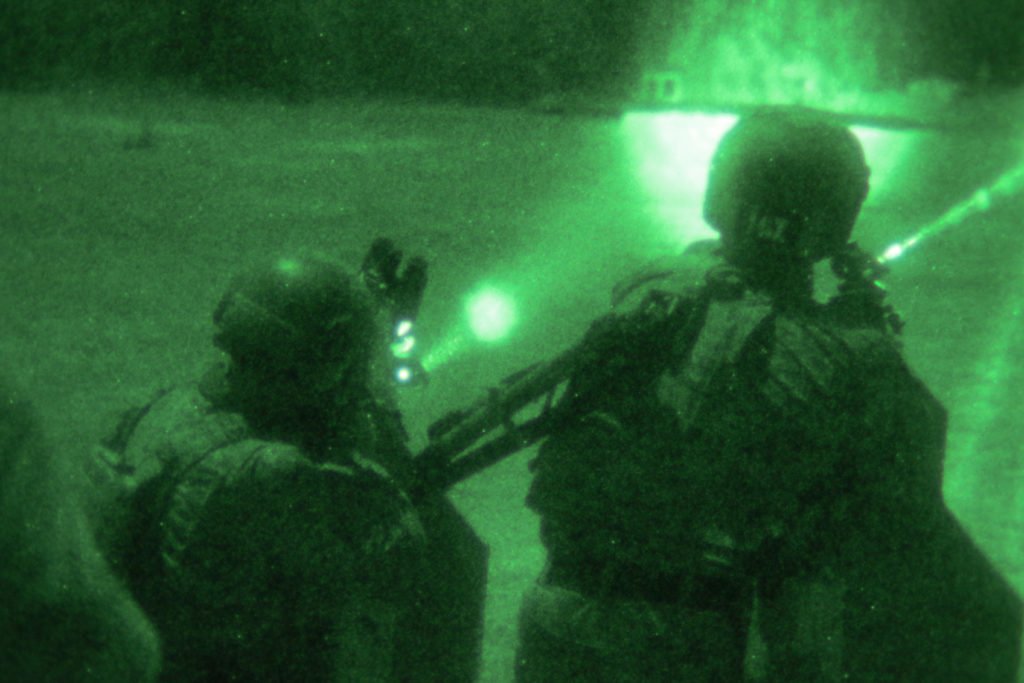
[420,287,517,373]
[880,162,1024,263]
[467,288,517,342]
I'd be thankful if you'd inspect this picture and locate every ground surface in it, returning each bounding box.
[2,84,1023,680]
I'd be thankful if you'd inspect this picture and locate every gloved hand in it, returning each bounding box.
[360,237,428,325]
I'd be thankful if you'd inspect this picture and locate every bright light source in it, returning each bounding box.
[849,126,920,207]
[395,319,413,338]
[621,112,735,247]
[878,162,1024,264]
[391,335,416,357]
[467,288,516,342]
[395,366,412,384]
[882,243,904,261]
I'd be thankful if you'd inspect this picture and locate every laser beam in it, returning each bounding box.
[879,162,1024,263]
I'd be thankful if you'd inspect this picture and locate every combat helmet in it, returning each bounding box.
[212,256,380,391]
[703,106,870,268]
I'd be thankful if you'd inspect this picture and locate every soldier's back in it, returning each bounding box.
[95,385,424,682]
[739,311,1022,682]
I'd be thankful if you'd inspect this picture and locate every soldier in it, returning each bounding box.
[89,249,486,682]
[1,372,161,682]
[512,107,1020,681]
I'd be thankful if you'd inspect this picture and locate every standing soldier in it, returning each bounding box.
[510,106,1020,681]
[89,249,486,682]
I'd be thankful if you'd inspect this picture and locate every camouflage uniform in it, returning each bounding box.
[516,260,753,683]
[90,382,425,682]
[515,108,1021,682]
[90,254,486,682]
[646,262,1017,682]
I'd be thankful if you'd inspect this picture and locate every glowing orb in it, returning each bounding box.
[467,288,516,342]
[882,243,904,261]
[395,319,413,338]
[275,258,302,274]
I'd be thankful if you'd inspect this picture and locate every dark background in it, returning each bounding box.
[2,0,1022,103]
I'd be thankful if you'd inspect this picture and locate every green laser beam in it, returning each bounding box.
[880,162,1024,263]
[871,158,1024,537]
[420,287,518,373]
[421,329,467,374]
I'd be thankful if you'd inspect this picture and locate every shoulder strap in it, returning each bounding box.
[657,291,775,430]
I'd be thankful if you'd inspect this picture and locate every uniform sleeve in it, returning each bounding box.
[163,442,423,681]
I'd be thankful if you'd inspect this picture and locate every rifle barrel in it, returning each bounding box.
[412,346,579,491]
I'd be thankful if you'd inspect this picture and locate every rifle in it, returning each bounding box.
[410,289,708,496]
[410,349,574,495]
